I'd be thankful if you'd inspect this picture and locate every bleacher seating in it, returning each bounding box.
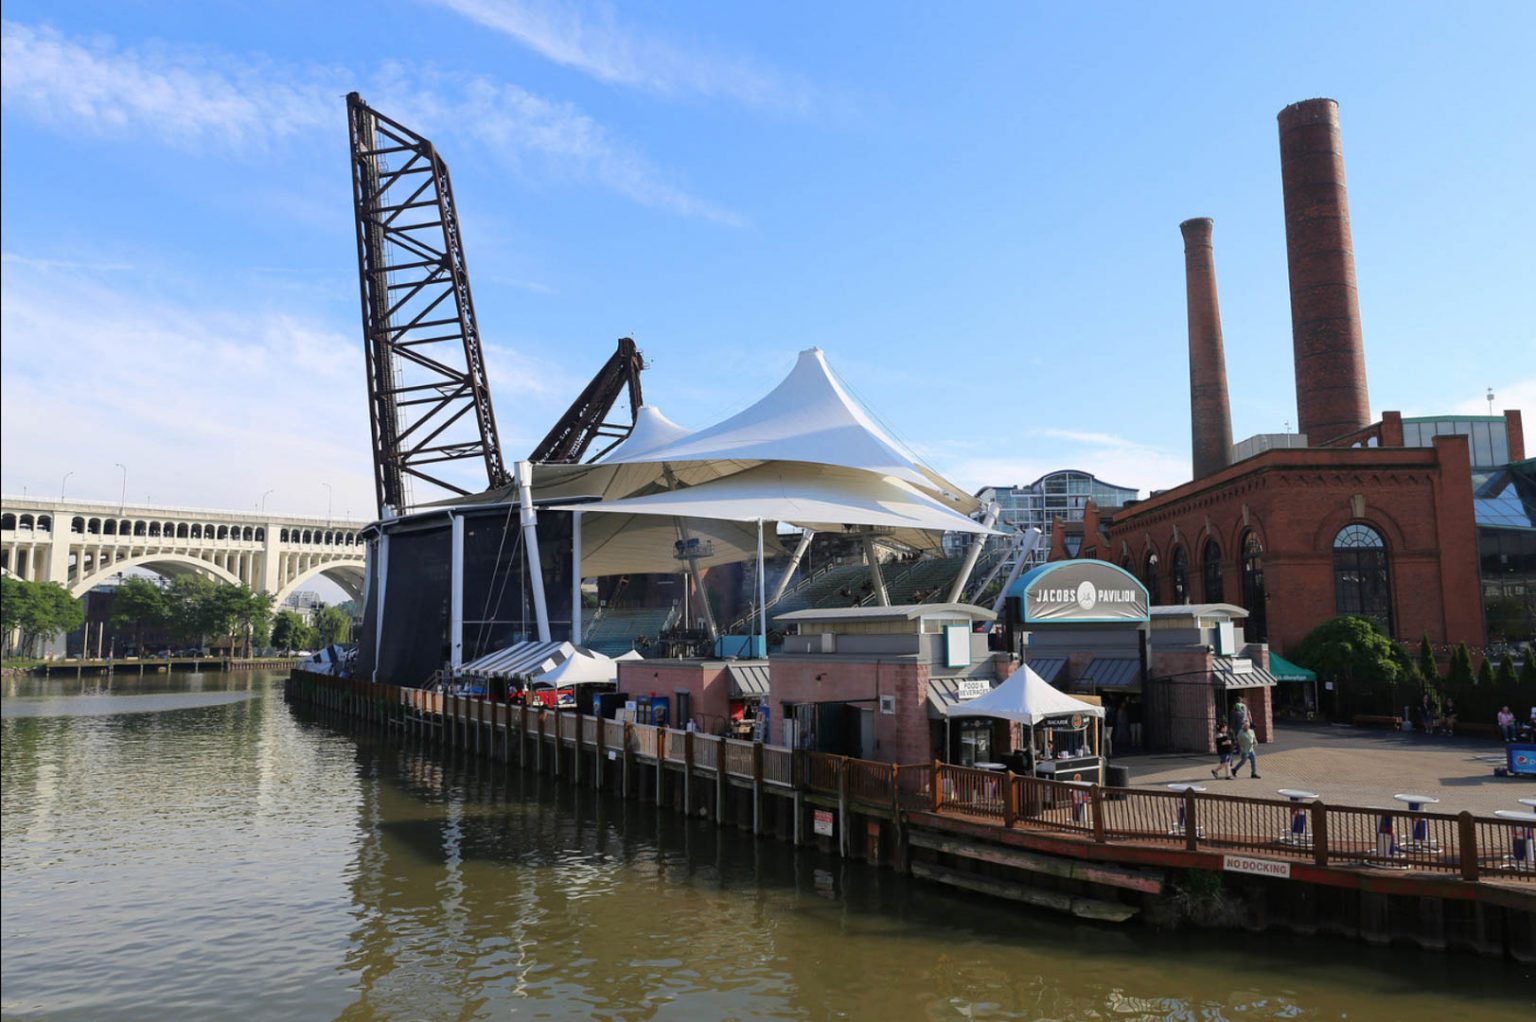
[583,605,676,657]
[771,562,871,615]
[882,556,966,605]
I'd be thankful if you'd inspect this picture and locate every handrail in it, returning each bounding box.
[292,672,1534,884]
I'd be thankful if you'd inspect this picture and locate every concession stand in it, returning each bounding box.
[942,663,1106,784]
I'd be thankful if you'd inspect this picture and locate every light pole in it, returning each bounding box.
[115,463,127,514]
[61,471,74,501]
[1487,387,1495,415]
[261,489,274,516]
[322,482,332,526]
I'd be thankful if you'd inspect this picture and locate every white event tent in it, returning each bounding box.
[942,664,1104,726]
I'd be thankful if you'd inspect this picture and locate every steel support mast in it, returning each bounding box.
[348,92,509,515]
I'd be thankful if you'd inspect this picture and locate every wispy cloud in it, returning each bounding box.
[428,0,814,113]
[0,20,741,224]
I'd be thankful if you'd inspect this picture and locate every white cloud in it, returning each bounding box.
[428,0,813,113]
[1433,376,1536,420]
[0,20,740,223]
[0,22,335,149]
[944,430,1191,498]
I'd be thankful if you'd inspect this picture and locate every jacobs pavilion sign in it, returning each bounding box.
[1009,560,1150,624]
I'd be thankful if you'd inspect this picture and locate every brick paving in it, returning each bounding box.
[1114,723,1532,816]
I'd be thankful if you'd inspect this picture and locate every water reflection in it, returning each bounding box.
[1,673,1530,1021]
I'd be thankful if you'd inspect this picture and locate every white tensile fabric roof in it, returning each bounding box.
[942,664,1104,725]
[577,511,786,577]
[551,463,993,552]
[596,405,692,462]
[460,640,574,680]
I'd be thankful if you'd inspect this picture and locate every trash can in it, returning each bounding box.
[1106,764,1131,799]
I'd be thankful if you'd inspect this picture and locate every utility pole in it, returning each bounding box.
[115,464,127,514]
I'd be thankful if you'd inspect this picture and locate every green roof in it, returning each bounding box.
[1268,652,1316,682]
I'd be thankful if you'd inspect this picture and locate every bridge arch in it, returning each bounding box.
[70,553,242,599]
[273,560,367,607]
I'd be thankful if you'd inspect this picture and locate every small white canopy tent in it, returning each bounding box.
[532,648,620,687]
[943,664,1104,779]
[943,664,1104,726]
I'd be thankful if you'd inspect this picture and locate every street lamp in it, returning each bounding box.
[115,463,127,514]
[261,489,274,516]
[1487,387,1495,415]
[61,471,74,501]
[322,482,332,525]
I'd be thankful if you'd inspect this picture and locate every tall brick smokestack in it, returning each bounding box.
[1180,218,1234,478]
[1278,98,1371,444]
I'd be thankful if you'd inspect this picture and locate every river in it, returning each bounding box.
[2,670,1530,1021]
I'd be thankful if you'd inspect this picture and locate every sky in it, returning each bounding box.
[2,1,1533,525]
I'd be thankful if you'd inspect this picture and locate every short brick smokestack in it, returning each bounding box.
[1278,98,1371,444]
[1180,217,1233,478]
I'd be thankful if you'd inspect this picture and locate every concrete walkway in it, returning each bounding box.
[1114,723,1531,816]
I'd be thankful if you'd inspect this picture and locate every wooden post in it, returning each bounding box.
[537,710,546,774]
[1090,785,1106,843]
[1311,801,1329,867]
[573,715,583,784]
[753,742,765,835]
[520,703,530,768]
[622,722,634,799]
[655,729,667,806]
[1184,789,1199,852]
[683,730,693,815]
[596,715,607,791]
[553,711,562,779]
[838,757,850,858]
[716,736,727,825]
[1003,772,1016,829]
[931,760,943,813]
[1457,811,1479,881]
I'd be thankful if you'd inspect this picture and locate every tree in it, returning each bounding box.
[271,609,313,652]
[1521,647,1536,687]
[209,584,273,657]
[162,575,222,648]
[1495,652,1518,689]
[1291,615,1411,717]
[1477,656,1495,687]
[1417,634,1439,690]
[1447,643,1476,689]
[314,605,351,647]
[111,577,167,653]
[2,576,37,654]
[4,580,86,657]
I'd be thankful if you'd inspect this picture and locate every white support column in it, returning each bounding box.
[862,533,890,606]
[946,501,1000,604]
[571,510,583,646]
[756,519,768,654]
[450,513,465,669]
[769,528,814,608]
[516,460,552,643]
[260,523,280,594]
[990,528,1041,616]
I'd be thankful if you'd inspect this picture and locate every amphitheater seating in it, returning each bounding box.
[583,605,676,657]
[882,557,966,605]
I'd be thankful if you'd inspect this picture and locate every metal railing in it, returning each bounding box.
[294,673,1535,885]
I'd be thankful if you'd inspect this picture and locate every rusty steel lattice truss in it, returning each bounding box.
[348,92,509,515]
[530,337,646,464]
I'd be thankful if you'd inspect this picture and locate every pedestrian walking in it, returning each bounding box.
[1233,722,1260,778]
[1103,700,1118,758]
[1442,697,1458,736]
[1211,722,1236,779]
[1126,697,1143,749]
[1228,696,1250,736]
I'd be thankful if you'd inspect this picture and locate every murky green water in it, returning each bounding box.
[2,671,1530,1020]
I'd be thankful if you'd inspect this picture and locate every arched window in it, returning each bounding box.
[217,526,229,541]
[72,516,86,534]
[1202,538,1224,603]
[255,528,265,542]
[280,529,289,543]
[1171,546,1189,604]
[120,521,130,535]
[302,530,312,544]
[134,521,147,536]
[242,527,254,541]
[37,515,52,532]
[148,522,161,538]
[1240,532,1267,642]
[177,523,189,539]
[191,524,202,540]
[91,518,105,535]
[1,513,15,531]
[1334,523,1393,634]
[1143,553,1160,606]
[19,515,34,530]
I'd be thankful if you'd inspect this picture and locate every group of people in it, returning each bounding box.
[1415,693,1459,735]
[1212,696,1260,779]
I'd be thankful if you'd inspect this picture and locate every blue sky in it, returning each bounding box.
[3,1,1532,523]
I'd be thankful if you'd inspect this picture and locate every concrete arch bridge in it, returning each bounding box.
[1,497,367,605]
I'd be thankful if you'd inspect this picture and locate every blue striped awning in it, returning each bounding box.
[1079,657,1141,690]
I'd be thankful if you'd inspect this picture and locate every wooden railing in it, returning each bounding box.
[291,674,1535,884]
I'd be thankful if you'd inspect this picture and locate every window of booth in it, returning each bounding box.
[1202,538,1224,603]
[1333,523,1393,635]
[1171,546,1189,605]
[958,719,992,766]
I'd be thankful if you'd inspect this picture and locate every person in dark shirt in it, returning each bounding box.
[1211,723,1236,779]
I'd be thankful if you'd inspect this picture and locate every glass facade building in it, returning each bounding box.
[1400,416,1511,469]
[954,470,1139,573]
[1474,459,1536,643]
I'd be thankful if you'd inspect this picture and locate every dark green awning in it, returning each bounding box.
[1267,653,1316,683]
